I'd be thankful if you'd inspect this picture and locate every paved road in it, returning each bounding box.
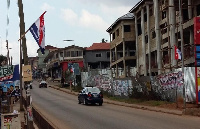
[31,81,200,129]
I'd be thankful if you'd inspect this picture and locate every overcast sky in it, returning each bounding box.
[0,0,139,65]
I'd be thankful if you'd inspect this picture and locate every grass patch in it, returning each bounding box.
[107,96,172,107]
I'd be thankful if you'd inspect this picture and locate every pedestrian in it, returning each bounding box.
[0,87,4,100]
[61,77,65,88]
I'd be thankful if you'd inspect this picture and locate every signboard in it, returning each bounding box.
[194,17,200,44]
[0,65,15,81]
[73,63,80,75]
[195,17,200,104]
[22,65,32,81]
[0,65,20,92]
[197,53,200,59]
[198,86,200,104]
[196,46,200,52]
[196,60,200,66]
[197,68,200,77]
[1,113,21,129]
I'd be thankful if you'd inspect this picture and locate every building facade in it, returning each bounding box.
[128,0,200,76]
[37,45,58,74]
[84,43,110,69]
[44,45,85,79]
[107,13,136,78]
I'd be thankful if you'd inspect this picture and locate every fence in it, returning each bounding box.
[81,67,196,102]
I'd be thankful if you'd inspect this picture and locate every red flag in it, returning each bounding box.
[175,45,182,60]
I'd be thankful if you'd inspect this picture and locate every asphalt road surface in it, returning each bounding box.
[30,81,200,129]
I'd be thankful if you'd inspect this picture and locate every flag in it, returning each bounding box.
[29,11,46,54]
[175,45,182,60]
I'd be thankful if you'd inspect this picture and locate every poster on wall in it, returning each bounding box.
[196,68,200,104]
[22,65,32,81]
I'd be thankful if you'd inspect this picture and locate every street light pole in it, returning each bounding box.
[179,0,185,113]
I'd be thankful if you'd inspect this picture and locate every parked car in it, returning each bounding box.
[78,86,103,106]
[39,81,47,88]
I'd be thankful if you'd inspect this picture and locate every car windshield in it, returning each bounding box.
[41,81,46,83]
[87,87,100,93]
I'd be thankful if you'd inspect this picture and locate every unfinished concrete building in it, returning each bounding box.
[107,13,136,78]
[129,0,200,76]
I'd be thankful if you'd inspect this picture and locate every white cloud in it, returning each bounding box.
[61,8,109,32]
[100,5,132,17]
[78,0,138,7]
[79,10,109,32]
[41,3,55,12]
[61,8,78,25]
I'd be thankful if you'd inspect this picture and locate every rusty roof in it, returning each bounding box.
[86,43,110,50]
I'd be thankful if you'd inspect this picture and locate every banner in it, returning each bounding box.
[194,17,200,44]
[0,65,15,81]
[22,65,32,81]
[0,65,19,92]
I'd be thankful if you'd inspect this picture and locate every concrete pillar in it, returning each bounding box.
[169,0,177,68]
[123,40,126,76]
[122,22,124,39]
[154,0,162,74]
[115,46,118,77]
[134,13,139,74]
[146,4,151,76]
[188,0,192,19]
[100,62,102,69]
[116,64,118,77]
[188,0,194,47]
[110,33,112,67]
[141,8,147,76]
[115,45,117,61]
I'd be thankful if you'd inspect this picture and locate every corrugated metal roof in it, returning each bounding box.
[106,13,134,32]
[86,43,110,50]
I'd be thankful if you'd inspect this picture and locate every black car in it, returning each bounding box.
[78,87,103,106]
[39,81,47,88]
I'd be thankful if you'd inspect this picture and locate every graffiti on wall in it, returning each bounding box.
[113,80,132,96]
[81,69,133,97]
[93,75,111,92]
[157,71,183,91]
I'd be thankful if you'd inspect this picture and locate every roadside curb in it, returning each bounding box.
[48,85,183,116]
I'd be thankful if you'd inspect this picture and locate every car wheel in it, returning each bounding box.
[83,99,88,105]
[99,103,102,106]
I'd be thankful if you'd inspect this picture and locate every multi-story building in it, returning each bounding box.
[44,45,85,79]
[107,13,136,78]
[37,45,58,74]
[128,0,200,76]
[28,56,38,78]
[84,43,110,69]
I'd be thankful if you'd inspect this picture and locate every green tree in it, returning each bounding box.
[101,38,108,43]
[0,55,7,66]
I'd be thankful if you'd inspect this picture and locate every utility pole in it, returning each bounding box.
[178,0,185,113]
[18,0,28,65]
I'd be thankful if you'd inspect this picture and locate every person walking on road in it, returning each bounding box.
[61,77,65,88]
